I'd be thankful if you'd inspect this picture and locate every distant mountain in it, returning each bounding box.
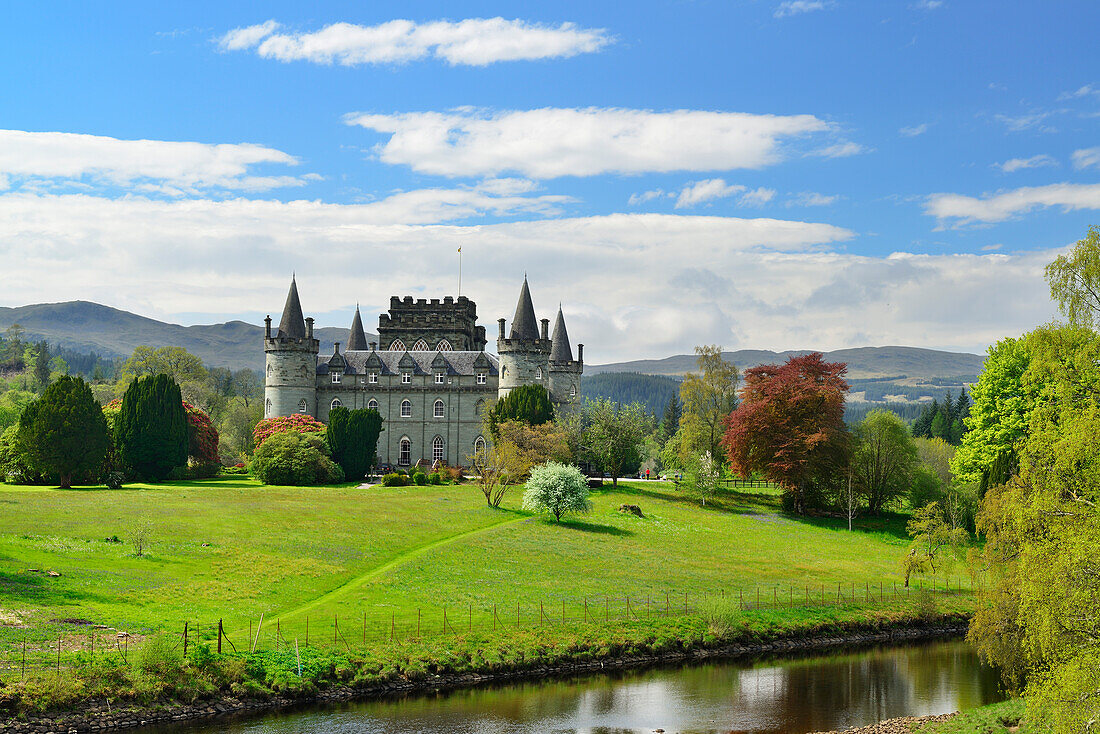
[580,372,681,417]
[587,346,985,381]
[0,301,369,371]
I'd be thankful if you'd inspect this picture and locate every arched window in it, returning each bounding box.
[432,435,445,463]
[473,436,486,455]
[475,399,485,416]
[265,398,272,417]
[399,437,411,466]
[500,365,507,379]
[436,340,453,351]
[389,339,406,351]
[536,367,543,380]
[266,364,273,377]
[400,399,412,418]
[570,385,577,398]
[434,399,445,418]
[331,398,342,410]
[298,399,308,414]
[367,398,378,410]
[412,339,430,351]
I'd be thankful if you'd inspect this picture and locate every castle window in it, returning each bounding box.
[436,340,453,351]
[331,398,342,410]
[475,399,485,416]
[412,339,430,351]
[399,437,411,466]
[400,400,412,418]
[536,367,543,380]
[331,373,341,384]
[298,399,308,414]
[432,435,445,463]
[367,398,378,410]
[434,399,445,418]
[369,372,377,384]
[435,372,445,384]
[570,385,577,398]
[266,364,273,377]
[390,340,406,351]
[401,372,411,384]
[500,365,506,379]
[473,436,486,455]
[476,372,486,385]
[265,398,272,417]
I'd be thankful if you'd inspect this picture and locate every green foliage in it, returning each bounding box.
[249,431,344,486]
[117,374,189,481]
[583,398,652,486]
[0,424,44,484]
[678,345,739,461]
[411,469,428,486]
[580,372,681,419]
[488,384,554,434]
[16,376,109,488]
[685,450,722,506]
[900,501,967,587]
[850,409,918,515]
[908,466,944,511]
[326,406,384,481]
[381,472,409,486]
[1046,224,1100,328]
[521,461,591,521]
[951,337,1034,485]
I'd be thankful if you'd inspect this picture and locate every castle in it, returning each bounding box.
[263,276,583,469]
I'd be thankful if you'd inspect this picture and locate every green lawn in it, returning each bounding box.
[0,477,972,662]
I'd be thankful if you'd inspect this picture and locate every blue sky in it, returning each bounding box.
[2,1,1098,361]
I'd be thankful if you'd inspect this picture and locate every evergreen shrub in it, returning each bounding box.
[382,472,408,487]
[250,431,343,486]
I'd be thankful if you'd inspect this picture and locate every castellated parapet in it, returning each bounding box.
[377,295,487,352]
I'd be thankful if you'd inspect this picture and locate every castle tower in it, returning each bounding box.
[548,305,583,404]
[264,277,320,418]
[346,305,369,351]
[496,277,552,399]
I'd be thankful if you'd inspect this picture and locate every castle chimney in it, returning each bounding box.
[540,318,549,340]
[369,341,377,351]
[578,344,584,363]
[305,317,314,340]
[264,315,272,339]
[498,318,506,339]
[333,341,340,355]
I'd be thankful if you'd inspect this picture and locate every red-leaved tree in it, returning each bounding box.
[721,353,850,514]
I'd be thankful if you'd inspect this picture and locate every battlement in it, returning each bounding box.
[378,295,486,351]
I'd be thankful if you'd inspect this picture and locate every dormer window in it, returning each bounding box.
[369,372,377,384]
[476,373,487,385]
[331,373,341,384]
[402,372,411,384]
[435,372,445,384]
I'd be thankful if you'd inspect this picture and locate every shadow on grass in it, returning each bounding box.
[0,569,109,607]
[555,519,633,536]
[790,512,911,541]
[613,483,771,516]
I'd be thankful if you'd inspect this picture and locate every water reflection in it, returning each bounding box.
[155,639,1002,734]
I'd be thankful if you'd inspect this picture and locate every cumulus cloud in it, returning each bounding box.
[216,18,612,66]
[925,182,1100,225]
[996,154,1057,173]
[346,107,834,178]
[789,191,840,207]
[808,141,867,158]
[899,123,929,137]
[0,129,312,195]
[628,189,667,206]
[774,1,836,18]
[1072,147,1100,170]
[739,187,776,207]
[674,179,745,208]
[0,191,1059,361]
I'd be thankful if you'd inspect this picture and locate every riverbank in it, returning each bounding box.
[1,613,969,734]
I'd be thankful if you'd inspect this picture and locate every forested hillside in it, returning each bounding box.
[580,373,680,416]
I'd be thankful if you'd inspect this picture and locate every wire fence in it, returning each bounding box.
[0,575,978,682]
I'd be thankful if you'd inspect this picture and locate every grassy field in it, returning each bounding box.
[0,477,973,666]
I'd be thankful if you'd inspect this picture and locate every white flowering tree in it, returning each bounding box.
[522,461,592,522]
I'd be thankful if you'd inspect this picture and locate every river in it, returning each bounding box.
[152,638,1002,734]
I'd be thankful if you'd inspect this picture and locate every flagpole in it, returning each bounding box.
[458,247,462,297]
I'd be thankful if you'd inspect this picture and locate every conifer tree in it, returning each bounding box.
[660,394,681,440]
[327,406,384,480]
[33,341,51,389]
[488,384,554,436]
[16,375,108,489]
[117,374,188,480]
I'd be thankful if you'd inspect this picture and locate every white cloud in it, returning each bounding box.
[925,182,1100,225]
[995,111,1056,133]
[789,191,840,207]
[216,18,612,66]
[739,187,776,207]
[1059,84,1100,101]
[0,129,311,195]
[981,243,1003,251]
[808,141,867,158]
[899,123,929,137]
[912,0,944,9]
[1072,147,1100,170]
[996,154,1057,173]
[675,179,746,208]
[628,189,667,206]
[347,107,834,178]
[0,191,1062,361]
[774,1,836,18]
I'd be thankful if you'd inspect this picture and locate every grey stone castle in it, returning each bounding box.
[263,276,583,468]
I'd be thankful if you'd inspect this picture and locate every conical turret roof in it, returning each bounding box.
[277,277,306,339]
[347,305,368,350]
[509,277,540,341]
[550,305,573,362]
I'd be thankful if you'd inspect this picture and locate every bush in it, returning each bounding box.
[102,471,125,490]
[444,466,465,483]
[219,465,249,476]
[382,472,409,487]
[411,470,428,486]
[250,431,344,486]
[522,461,592,521]
[252,414,327,447]
[428,472,443,485]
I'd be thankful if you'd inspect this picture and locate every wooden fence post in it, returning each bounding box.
[417,608,421,638]
[56,638,61,674]
[183,622,188,657]
[363,611,366,646]
[21,637,26,680]
[583,598,588,623]
[218,619,223,654]
[334,614,338,645]
[562,599,566,623]
[391,613,395,642]
[306,616,309,646]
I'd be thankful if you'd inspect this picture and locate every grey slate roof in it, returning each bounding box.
[318,350,498,376]
[549,306,573,362]
[277,278,307,339]
[346,307,369,351]
[509,278,540,341]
